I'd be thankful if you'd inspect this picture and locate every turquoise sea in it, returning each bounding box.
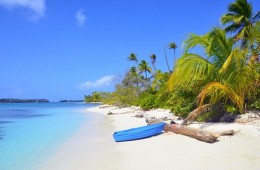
[0,102,99,170]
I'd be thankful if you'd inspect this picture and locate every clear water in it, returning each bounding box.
[0,102,99,170]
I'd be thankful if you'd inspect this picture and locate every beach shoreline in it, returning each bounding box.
[89,105,260,170]
[39,105,260,170]
[37,108,121,170]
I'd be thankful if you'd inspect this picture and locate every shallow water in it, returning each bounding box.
[0,102,99,170]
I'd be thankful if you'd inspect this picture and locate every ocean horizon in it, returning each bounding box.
[0,102,100,170]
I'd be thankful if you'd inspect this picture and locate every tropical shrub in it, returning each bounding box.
[139,94,157,110]
[103,85,140,107]
[166,88,196,118]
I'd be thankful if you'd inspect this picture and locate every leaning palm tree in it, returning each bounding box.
[128,53,138,66]
[169,42,177,69]
[149,54,157,73]
[138,60,152,80]
[221,0,260,48]
[168,27,256,117]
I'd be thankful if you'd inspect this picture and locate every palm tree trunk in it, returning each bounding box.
[152,64,156,73]
[173,49,176,71]
[164,47,171,72]
[151,64,156,77]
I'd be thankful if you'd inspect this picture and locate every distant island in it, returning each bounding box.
[59,100,84,102]
[0,98,49,103]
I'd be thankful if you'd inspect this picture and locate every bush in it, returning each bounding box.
[249,101,260,110]
[103,85,140,107]
[166,89,196,118]
[154,85,172,109]
[139,94,157,110]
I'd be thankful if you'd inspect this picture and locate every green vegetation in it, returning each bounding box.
[84,92,110,103]
[85,0,259,122]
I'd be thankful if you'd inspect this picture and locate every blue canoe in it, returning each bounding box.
[113,122,166,142]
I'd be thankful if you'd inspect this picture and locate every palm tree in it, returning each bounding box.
[149,54,157,73]
[138,60,152,80]
[168,27,256,115]
[128,53,138,66]
[169,42,177,69]
[221,0,260,48]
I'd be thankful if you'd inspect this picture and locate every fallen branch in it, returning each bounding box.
[164,123,234,143]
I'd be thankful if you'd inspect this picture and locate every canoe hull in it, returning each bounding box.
[113,122,166,142]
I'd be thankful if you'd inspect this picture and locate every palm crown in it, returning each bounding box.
[168,27,256,113]
[138,60,152,80]
[221,0,260,48]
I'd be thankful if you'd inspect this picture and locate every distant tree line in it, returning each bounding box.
[59,100,84,102]
[84,92,110,103]
[0,98,49,103]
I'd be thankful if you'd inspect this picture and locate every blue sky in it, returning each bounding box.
[0,0,259,101]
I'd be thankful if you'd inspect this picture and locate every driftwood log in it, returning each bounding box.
[164,123,234,143]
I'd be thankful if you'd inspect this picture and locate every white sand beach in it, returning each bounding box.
[39,105,260,170]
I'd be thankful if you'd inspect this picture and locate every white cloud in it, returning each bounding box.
[78,75,117,90]
[0,0,46,20]
[76,8,86,26]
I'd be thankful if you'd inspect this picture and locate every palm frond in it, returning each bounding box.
[225,23,243,33]
[208,28,233,64]
[218,48,255,95]
[219,48,242,75]
[184,34,209,54]
[236,25,252,39]
[167,53,216,90]
[229,0,252,18]
[251,21,260,41]
[252,11,260,22]
[197,82,244,113]
[221,13,237,25]
[234,15,248,24]
[230,66,256,93]
[128,53,138,63]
